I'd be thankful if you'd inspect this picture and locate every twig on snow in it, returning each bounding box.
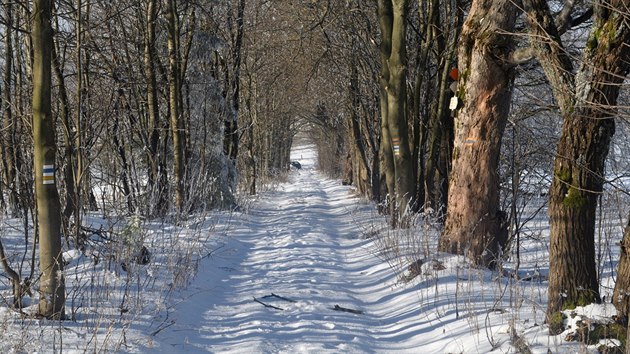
[254,297,284,310]
[262,293,297,303]
[331,305,363,315]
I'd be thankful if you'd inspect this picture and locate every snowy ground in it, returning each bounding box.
[0,142,625,353]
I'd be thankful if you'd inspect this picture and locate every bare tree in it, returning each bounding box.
[166,0,187,213]
[521,0,630,326]
[377,0,415,227]
[32,0,66,319]
[224,0,245,164]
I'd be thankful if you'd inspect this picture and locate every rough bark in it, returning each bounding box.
[522,0,630,324]
[439,0,516,267]
[33,0,66,319]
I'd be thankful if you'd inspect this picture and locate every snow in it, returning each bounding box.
[0,142,625,353]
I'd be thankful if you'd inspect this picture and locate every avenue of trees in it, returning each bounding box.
[294,0,630,340]
[0,0,630,345]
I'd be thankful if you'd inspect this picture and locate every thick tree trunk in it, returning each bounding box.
[521,0,630,324]
[33,0,65,319]
[546,108,610,319]
[546,62,630,324]
[439,0,516,267]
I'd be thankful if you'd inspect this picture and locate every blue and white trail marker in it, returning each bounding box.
[43,164,55,185]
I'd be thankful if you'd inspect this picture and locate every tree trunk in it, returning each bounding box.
[521,0,630,324]
[425,62,454,220]
[349,57,372,197]
[166,0,186,213]
[439,0,516,267]
[386,0,415,224]
[223,0,245,164]
[423,0,458,220]
[14,9,30,216]
[32,0,65,319]
[112,115,135,214]
[2,1,17,215]
[245,70,258,195]
[388,1,413,201]
[613,213,630,323]
[52,40,76,238]
[144,0,168,216]
[377,0,399,226]
[546,107,610,320]
[0,236,24,308]
[72,0,85,245]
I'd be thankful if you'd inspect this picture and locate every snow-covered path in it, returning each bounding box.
[149,144,433,353]
[0,143,618,353]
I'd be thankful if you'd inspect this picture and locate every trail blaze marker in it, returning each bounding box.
[465,137,477,147]
[43,164,55,185]
[449,67,459,81]
[449,97,459,110]
[449,67,460,112]
[392,137,401,157]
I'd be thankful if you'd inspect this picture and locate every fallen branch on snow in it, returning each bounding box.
[253,297,284,310]
[331,305,363,315]
[262,293,296,303]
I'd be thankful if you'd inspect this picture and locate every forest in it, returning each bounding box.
[1,0,630,352]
